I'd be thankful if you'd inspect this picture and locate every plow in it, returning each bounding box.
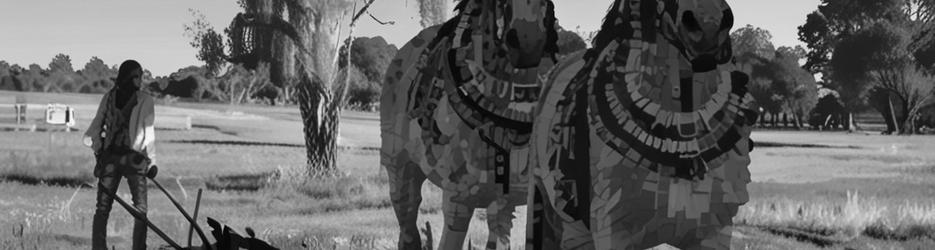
[89,165,278,250]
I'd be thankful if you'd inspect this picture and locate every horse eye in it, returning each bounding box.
[721,9,734,30]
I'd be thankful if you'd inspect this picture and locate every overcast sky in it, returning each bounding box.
[0,0,822,76]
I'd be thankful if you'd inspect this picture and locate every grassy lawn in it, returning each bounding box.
[2,91,935,249]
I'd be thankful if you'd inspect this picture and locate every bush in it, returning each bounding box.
[919,103,935,129]
[340,66,381,109]
[79,79,113,94]
[161,74,209,100]
[346,83,380,110]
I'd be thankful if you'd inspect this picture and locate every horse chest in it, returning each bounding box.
[405,90,532,204]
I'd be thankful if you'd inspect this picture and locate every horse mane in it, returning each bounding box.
[586,0,680,60]
[589,0,627,56]
[430,0,559,60]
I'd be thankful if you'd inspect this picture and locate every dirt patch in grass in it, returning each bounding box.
[204,173,272,191]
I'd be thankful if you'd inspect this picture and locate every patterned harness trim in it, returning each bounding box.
[406,0,547,193]
[551,0,756,181]
[444,2,540,134]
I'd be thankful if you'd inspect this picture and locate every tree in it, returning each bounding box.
[732,25,780,125]
[48,53,74,74]
[79,57,115,93]
[0,61,10,78]
[800,0,935,132]
[773,46,820,129]
[46,53,78,93]
[190,0,387,172]
[216,63,272,105]
[338,65,377,108]
[797,0,906,74]
[732,24,777,61]
[337,36,398,108]
[556,26,587,56]
[338,36,398,83]
[161,66,212,100]
[232,0,366,173]
[185,9,229,77]
[832,20,935,134]
[733,25,819,129]
[21,64,45,92]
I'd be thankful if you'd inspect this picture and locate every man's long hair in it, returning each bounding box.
[115,60,142,91]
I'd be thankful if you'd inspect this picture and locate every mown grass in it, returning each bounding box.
[736,191,935,244]
[4,96,935,249]
[0,132,95,187]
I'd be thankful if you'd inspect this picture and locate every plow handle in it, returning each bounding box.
[96,182,183,250]
[188,188,203,248]
[147,166,213,250]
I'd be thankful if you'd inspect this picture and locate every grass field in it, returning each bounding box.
[2,90,935,249]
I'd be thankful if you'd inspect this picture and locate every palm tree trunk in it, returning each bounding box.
[297,74,340,174]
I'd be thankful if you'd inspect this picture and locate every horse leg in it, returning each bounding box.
[527,181,589,250]
[386,155,427,250]
[439,191,474,250]
[485,198,515,249]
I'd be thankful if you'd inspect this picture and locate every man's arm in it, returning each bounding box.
[141,95,156,164]
[84,91,110,153]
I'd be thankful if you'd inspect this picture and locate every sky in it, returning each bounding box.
[0,0,822,77]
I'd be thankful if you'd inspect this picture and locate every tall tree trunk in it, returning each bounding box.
[758,111,766,128]
[794,114,803,130]
[888,95,900,134]
[298,73,341,174]
[847,112,858,132]
[899,100,914,135]
[771,113,778,127]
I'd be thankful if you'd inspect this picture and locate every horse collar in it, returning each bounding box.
[584,36,756,180]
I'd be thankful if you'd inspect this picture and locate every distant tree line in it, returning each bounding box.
[798,0,935,134]
[732,25,822,130]
[729,0,935,134]
[0,54,144,94]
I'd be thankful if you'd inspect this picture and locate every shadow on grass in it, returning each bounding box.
[0,174,93,188]
[162,139,380,152]
[758,226,847,247]
[754,141,862,149]
[163,140,304,148]
[191,124,239,136]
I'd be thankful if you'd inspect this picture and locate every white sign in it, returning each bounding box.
[46,103,76,127]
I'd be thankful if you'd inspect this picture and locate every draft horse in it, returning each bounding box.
[527,0,758,249]
[381,0,558,249]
